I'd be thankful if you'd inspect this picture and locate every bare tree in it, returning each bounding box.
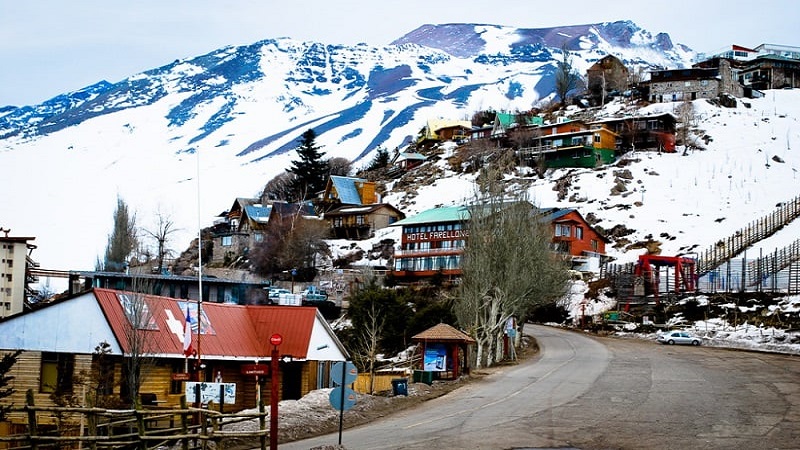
[554,44,582,108]
[455,176,570,368]
[351,301,384,395]
[117,284,157,408]
[327,157,353,176]
[141,209,179,274]
[260,172,299,202]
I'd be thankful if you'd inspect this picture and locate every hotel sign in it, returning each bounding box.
[405,229,469,241]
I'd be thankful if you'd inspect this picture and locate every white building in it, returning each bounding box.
[0,231,37,318]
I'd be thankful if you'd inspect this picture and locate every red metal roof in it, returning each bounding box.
[94,288,325,360]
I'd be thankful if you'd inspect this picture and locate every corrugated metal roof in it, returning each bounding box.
[94,288,344,361]
[411,323,475,343]
[244,204,272,223]
[330,175,366,205]
[325,203,403,218]
[391,205,469,226]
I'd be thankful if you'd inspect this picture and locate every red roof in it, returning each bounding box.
[94,288,328,360]
[411,323,475,343]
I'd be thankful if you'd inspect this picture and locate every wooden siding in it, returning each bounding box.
[4,352,93,426]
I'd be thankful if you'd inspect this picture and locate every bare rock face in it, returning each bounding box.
[626,239,663,255]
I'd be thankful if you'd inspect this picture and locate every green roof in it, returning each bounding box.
[390,205,469,226]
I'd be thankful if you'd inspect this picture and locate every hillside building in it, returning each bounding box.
[0,231,38,318]
[390,204,609,281]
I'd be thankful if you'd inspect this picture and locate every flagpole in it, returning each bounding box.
[196,147,203,381]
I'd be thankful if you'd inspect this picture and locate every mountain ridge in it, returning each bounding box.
[0,20,702,273]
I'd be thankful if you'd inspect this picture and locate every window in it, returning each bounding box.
[594,134,601,143]
[170,362,185,394]
[221,236,232,247]
[6,259,11,268]
[253,232,264,242]
[5,274,10,282]
[356,215,365,225]
[40,352,75,394]
[333,217,343,227]
[576,227,583,240]
[554,224,571,237]
[591,239,599,251]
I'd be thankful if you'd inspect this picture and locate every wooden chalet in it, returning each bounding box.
[321,175,379,209]
[391,204,609,280]
[589,113,678,153]
[518,120,620,169]
[490,112,543,140]
[586,55,629,106]
[324,203,405,240]
[0,288,348,431]
[393,152,427,171]
[211,198,316,265]
[541,208,610,272]
[416,119,471,147]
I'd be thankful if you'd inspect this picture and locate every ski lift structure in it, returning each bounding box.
[629,255,697,308]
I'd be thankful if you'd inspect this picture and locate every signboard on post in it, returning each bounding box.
[241,364,269,376]
[185,382,236,404]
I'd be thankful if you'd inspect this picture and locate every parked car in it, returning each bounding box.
[267,288,291,304]
[301,285,329,302]
[657,330,702,346]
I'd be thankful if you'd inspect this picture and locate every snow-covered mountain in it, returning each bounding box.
[0,21,697,273]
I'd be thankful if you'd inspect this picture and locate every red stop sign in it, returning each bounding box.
[269,333,283,346]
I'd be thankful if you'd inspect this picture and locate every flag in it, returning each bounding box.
[183,308,194,357]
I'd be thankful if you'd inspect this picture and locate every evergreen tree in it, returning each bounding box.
[0,350,22,421]
[103,196,137,272]
[287,129,329,200]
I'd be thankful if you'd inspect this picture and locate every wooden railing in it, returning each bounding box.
[695,195,800,276]
[0,390,270,450]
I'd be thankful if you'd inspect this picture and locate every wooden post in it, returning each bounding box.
[135,411,147,450]
[25,389,38,450]
[180,395,189,450]
[259,394,267,450]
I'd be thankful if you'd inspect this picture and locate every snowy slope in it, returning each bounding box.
[0,21,695,274]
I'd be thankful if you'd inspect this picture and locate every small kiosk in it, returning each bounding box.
[411,323,476,383]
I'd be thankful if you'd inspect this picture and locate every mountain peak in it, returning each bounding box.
[391,21,689,57]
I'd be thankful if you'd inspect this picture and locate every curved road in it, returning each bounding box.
[282,325,800,449]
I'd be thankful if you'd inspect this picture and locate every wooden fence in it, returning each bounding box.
[695,195,800,276]
[0,390,270,450]
[602,196,800,297]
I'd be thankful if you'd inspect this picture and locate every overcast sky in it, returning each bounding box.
[1,0,796,106]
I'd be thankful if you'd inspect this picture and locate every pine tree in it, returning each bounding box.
[0,350,22,421]
[103,196,137,272]
[287,129,329,200]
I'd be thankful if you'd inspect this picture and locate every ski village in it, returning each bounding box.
[1,20,800,450]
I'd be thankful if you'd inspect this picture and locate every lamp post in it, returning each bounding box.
[269,333,282,450]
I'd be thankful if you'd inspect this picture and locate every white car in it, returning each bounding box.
[657,330,701,346]
[267,288,291,303]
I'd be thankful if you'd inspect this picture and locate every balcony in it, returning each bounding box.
[393,247,464,258]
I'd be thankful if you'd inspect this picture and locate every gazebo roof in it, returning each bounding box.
[411,323,476,344]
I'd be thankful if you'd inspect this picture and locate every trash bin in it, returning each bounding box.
[413,370,434,385]
[391,378,408,396]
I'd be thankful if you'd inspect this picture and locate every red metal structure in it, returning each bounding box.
[633,255,697,304]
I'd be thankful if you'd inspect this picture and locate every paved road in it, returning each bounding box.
[282,325,800,449]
